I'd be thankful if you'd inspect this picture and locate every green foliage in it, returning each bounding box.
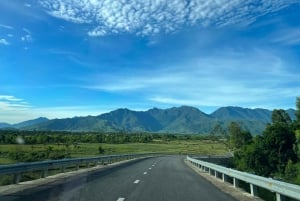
[263,120,297,174]
[228,122,252,149]
[7,147,70,162]
[271,109,292,125]
[210,123,226,137]
[234,136,270,176]
[233,108,299,183]
[0,130,228,164]
[98,146,105,154]
[296,130,300,157]
[285,160,297,180]
[296,97,300,126]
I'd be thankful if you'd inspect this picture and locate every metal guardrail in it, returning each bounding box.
[0,153,157,184]
[187,156,300,201]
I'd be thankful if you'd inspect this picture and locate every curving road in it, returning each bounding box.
[1,156,236,201]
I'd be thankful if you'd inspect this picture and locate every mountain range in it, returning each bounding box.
[0,106,296,135]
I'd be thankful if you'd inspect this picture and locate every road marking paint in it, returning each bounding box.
[144,172,147,175]
[117,198,125,201]
[152,165,155,167]
[134,180,140,184]
[149,167,152,170]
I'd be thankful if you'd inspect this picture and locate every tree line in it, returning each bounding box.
[0,130,221,145]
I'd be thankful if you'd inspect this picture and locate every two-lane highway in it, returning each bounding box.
[0,156,236,201]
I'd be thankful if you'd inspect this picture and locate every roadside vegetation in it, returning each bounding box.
[229,97,300,186]
[0,131,227,165]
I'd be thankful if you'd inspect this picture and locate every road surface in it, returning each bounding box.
[1,156,236,201]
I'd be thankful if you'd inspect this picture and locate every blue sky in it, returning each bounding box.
[1,0,300,123]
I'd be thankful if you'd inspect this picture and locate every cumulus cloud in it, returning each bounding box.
[0,38,9,45]
[39,0,300,36]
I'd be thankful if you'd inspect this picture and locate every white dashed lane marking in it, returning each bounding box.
[134,180,140,184]
[144,172,147,175]
[117,198,125,201]
[149,167,152,170]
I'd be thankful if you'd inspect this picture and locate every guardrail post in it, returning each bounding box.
[215,170,218,178]
[250,184,258,196]
[276,193,286,201]
[76,163,80,170]
[41,168,48,178]
[233,178,239,188]
[222,174,228,182]
[13,173,21,184]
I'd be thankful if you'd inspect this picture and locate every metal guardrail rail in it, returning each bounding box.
[0,153,157,184]
[187,156,300,201]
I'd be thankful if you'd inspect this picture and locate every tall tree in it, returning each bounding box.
[272,109,292,125]
[228,122,252,149]
[296,97,300,125]
[263,110,297,174]
[295,97,300,157]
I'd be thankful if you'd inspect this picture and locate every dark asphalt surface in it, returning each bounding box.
[1,156,236,201]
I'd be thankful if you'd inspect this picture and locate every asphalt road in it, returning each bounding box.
[1,156,236,201]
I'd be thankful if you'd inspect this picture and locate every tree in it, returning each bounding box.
[295,97,300,157]
[228,122,252,149]
[98,146,105,154]
[234,136,270,176]
[263,110,297,174]
[272,109,292,125]
[296,97,300,126]
[210,123,226,137]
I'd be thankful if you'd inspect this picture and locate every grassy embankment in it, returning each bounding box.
[0,140,227,165]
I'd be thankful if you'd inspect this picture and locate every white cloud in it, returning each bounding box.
[24,3,32,7]
[21,28,33,42]
[21,35,32,42]
[0,38,9,45]
[0,95,31,114]
[23,28,31,34]
[0,24,13,30]
[0,105,109,124]
[0,95,23,102]
[84,48,300,108]
[39,0,300,36]
[0,94,109,123]
[272,27,300,45]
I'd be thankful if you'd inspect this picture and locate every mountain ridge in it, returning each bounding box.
[0,106,296,134]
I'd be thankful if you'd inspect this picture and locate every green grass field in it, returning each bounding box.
[0,140,228,165]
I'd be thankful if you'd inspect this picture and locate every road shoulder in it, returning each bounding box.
[184,159,263,201]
